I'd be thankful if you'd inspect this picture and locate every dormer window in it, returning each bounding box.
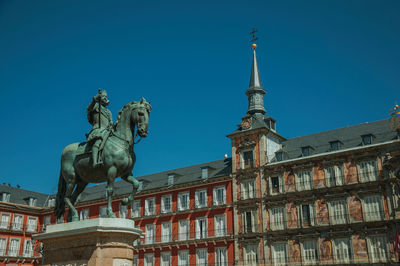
[47,198,56,207]
[301,146,311,157]
[201,168,208,179]
[362,134,372,145]
[330,141,340,151]
[167,174,174,186]
[28,197,37,207]
[275,152,283,162]
[1,192,10,202]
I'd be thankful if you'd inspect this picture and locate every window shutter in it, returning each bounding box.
[213,188,217,205]
[223,187,226,204]
[196,219,200,239]
[309,203,315,226]
[195,191,199,208]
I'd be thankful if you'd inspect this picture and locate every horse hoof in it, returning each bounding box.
[72,216,79,222]
[121,198,129,205]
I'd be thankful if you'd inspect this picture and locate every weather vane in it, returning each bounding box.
[250,28,258,49]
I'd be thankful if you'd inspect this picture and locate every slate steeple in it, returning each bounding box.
[246,44,266,115]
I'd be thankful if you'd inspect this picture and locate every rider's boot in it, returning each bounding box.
[92,141,102,167]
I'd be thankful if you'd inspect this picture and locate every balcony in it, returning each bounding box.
[0,222,38,234]
[135,228,234,247]
[239,189,261,201]
[0,248,41,259]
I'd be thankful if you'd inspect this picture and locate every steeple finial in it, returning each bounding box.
[246,29,266,115]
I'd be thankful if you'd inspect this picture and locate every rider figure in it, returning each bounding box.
[86,89,113,167]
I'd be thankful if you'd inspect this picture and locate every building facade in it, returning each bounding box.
[1,44,399,266]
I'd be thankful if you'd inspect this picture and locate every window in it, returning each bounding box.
[215,247,227,266]
[329,200,347,225]
[300,204,315,227]
[245,245,258,265]
[196,217,207,239]
[161,194,172,213]
[330,141,340,151]
[201,167,208,179]
[145,197,155,216]
[119,203,128,218]
[161,222,171,243]
[145,224,155,244]
[272,243,287,265]
[215,214,226,237]
[213,186,226,205]
[270,176,283,195]
[334,238,351,263]
[47,198,56,207]
[296,170,312,191]
[275,152,283,162]
[325,165,344,187]
[271,207,285,230]
[179,220,189,241]
[167,174,174,186]
[243,151,254,168]
[1,193,10,202]
[28,197,37,207]
[358,160,378,182]
[302,240,318,263]
[242,210,257,233]
[0,213,10,229]
[144,253,154,266]
[368,235,388,262]
[178,192,189,211]
[363,195,383,221]
[12,215,23,230]
[197,248,208,266]
[195,189,207,208]
[241,180,256,199]
[178,250,189,266]
[161,252,171,266]
[133,255,139,266]
[362,134,372,145]
[26,217,37,232]
[0,237,6,256]
[131,200,141,218]
[8,238,20,256]
[23,239,34,257]
[99,206,107,218]
[43,215,51,231]
[79,208,89,220]
[301,146,311,156]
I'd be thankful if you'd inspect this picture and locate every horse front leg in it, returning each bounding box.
[121,174,139,206]
[106,166,117,218]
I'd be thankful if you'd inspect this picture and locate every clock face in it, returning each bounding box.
[241,118,251,130]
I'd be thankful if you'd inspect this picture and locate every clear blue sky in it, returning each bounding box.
[0,0,399,194]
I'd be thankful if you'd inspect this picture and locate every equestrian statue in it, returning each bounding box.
[55,90,151,222]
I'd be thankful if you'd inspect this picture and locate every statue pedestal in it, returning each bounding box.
[33,218,142,266]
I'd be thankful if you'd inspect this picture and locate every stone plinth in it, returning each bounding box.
[33,218,142,266]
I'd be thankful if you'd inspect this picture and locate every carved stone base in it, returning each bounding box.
[33,218,142,266]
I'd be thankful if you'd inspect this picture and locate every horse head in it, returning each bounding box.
[131,97,151,138]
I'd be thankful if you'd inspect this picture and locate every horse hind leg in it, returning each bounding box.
[106,166,117,218]
[121,175,139,206]
[64,181,79,222]
[69,179,88,220]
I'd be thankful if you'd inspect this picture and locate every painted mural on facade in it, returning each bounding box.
[316,199,329,225]
[352,234,368,262]
[288,240,301,263]
[348,196,363,222]
[284,171,296,192]
[286,202,298,228]
[313,164,325,189]
[319,238,332,262]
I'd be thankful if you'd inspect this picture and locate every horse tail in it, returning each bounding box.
[54,170,66,219]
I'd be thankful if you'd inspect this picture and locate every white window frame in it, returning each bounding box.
[196,248,208,266]
[300,203,315,227]
[119,203,128,218]
[214,214,226,237]
[23,238,34,257]
[357,160,378,182]
[245,244,258,265]
[178,250,189,266]
[295,169,312,191]
[241,180,256,199]
[12,214,23,231]
[271,242,288,265]
[161,251,171,266]
[79,208,89,220]
[195,217,207,239]
[269,175,284,195]
[0,237,7,256]
[161,194,172,213]
[178,191,190,211]
[363,195,384,222]
[240,149,254,169]
[367,235,388,263]
[161,222,171,243]
[26,216,37,232]
[1,192,10,202]
[301,240,318,263]
[325,164,344,187]
[28,197,37,207]
[242,210,258,233]
[195,189,207,208]
[43,215,51,231]
[144,253,154,266]
[8,238,20,257]
[333,238,352,263]
[131,200,141,218]
[0,212,10,229]
[179,219,189,241]
[201,167,208,179]
[270,207,285,231]
[133,254,139,266]
[215,246,227,266]
[213,185,226,205]
[328,200,347,225]
[99,206,107,218]
[145,224,155,244]
[145,197,156,216]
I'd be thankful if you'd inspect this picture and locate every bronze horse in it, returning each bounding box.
[55,98,151,221]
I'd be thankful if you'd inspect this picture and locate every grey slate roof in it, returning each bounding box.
[0,184,50,207]
[77,158,232,203]
[274,118,398,162]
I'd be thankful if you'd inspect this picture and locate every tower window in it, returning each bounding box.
[362,134,372,145]
[243,151,254,167]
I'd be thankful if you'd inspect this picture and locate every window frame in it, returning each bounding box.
[213,185,226,205]
[145,197,156,216]
[195,189,208,208]
[178,191,190,211]
[161,194,172,213]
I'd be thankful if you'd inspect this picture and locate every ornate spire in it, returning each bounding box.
[246,43,266,115]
